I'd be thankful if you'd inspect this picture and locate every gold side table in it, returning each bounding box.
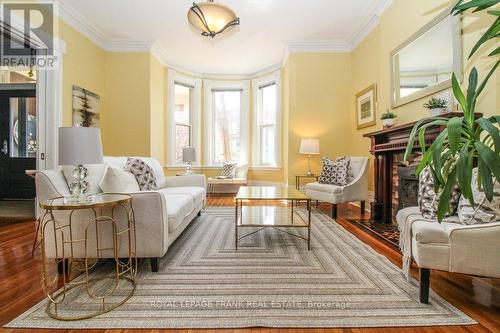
[295,174,319,191]
[39,193,136,320]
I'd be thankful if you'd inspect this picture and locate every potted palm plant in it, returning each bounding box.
[423,97,448,116]
[381,109,397,128]
[404,0,500,222]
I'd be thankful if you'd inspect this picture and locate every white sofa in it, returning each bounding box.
[35,156,206,272]
[396,207,500,303]
[305,157,369,218]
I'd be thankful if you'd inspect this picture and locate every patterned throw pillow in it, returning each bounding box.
[318,157,350,186]
[458,168,500,225]
[220,162,238,178]
[418,166,461,220]
[124,158,157,191]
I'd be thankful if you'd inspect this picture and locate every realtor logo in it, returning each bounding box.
[1,1,58,69]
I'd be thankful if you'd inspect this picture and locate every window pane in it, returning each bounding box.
[175,124,191,163]
[261,84,276,125]
[10,97,37,158]
[213,90,241,164]
[261,125,275,165]
[174,84,190,124]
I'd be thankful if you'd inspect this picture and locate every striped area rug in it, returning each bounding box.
[7,207,474,329]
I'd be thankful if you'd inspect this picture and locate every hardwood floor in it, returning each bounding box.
[0,195,498,333]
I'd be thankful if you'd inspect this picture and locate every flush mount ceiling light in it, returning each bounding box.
[187,0,240,38]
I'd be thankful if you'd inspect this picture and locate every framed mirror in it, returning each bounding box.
[391,8,462,108]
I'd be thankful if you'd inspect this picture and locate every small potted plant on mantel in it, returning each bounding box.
[381,109,397,128]
[423,97,448,116]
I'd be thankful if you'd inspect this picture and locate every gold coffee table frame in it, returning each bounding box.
[39,193,137,321]
[234,186,312,250]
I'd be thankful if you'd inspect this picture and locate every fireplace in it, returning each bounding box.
[363,112,469,224]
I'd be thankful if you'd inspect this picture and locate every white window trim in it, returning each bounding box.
[204,79,250,166]
[251,70,281,168]
[166,69,202,167]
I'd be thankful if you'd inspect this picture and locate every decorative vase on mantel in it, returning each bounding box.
[423,98,448,117]
[381,109,397,129]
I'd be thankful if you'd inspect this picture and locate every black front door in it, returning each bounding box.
[0,86,37,199]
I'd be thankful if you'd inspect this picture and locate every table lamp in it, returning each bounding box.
[59,127,104,202]
[299,138,320,176]
[182,146,196,175]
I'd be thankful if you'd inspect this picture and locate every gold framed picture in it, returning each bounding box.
[355,84,377,129]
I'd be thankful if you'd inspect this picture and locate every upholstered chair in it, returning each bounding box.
[305,157,369,218]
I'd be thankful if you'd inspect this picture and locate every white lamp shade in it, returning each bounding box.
[299,139,320,154]
[58,127,104,165]
[182,146,197,163]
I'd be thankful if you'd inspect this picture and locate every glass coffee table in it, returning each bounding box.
[234,186,312,250]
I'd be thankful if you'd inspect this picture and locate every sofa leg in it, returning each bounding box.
[360,201,366,215]
[57,258,69,274]
[150,258,159,272]
[331,204,337,219]
[197,210,202,217]
[420,267,430,304]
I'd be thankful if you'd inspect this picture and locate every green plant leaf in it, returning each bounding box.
[457,142,473,202]
[447,117,463,155]
[437,166,458,223]
[489,46,500,56]
[478,158,494,201]
[475,61,500,100]
[476,118,500,152]
[475,141,500,180]
[467,68,478,109]
[469,16,500,58]
[452,73,468,114]
[488,115,500,124]
[404,118,448,161]
[488,10,500,16]
[452,0,466,14]
[453,0,499,14]
[432,129,448,185]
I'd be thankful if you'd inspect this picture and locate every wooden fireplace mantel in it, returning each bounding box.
[363,112,481,223]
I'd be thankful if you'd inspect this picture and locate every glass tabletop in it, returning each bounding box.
[235,186,310,200]
[40,193,132,210]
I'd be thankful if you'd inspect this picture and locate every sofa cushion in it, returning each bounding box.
[319,157,350,186]
[163,194,194,231]
[458,168,500,225]
[418,166,461,220]
[220,161,238,178]
[125,158,157,191]
[62,164,106,195]
[99,166,140,193]
[305,182,343,194]
[160,187,205,207]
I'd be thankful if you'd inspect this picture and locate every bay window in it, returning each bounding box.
[252,71,281,167]
[167,70,201,166]
[204,80,250,166]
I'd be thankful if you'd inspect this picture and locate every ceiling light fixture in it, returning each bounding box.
[187,0,240,38]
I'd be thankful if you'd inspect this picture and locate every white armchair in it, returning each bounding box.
[305,157,369,218]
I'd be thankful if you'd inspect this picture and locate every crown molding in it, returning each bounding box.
[286,40,352,53]
[57,0,394,75]
[350,0,393,49]
[57,0,108,49]
[105,39,153,52]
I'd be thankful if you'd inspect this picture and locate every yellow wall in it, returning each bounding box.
[59,20,105,127]
[348,0,499,191]
[149,55,166,164]
[285,53,352,185]
[101,52,151,156]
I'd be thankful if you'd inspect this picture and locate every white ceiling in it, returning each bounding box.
[60,0,393,76]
